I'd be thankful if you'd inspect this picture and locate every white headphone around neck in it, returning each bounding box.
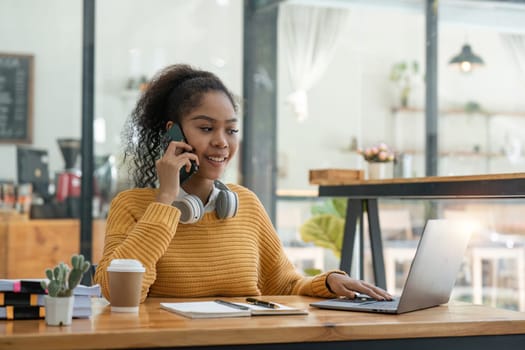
[171,180,238,224]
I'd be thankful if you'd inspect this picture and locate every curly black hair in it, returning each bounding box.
[122,64,237,188]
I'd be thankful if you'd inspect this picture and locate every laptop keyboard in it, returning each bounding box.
[334,297,399,310]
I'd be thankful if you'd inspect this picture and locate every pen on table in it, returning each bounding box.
[214,299,250,310]
[245,297,278,309]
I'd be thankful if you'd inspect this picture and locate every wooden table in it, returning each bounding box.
[1,296,525,350]
[318,172,525,288]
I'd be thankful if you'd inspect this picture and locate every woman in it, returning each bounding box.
[94,64,391,302]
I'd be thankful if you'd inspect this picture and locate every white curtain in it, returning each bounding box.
[280,4,350,122]
[501,33,525,89]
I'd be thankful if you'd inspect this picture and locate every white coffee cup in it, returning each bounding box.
[107,259,145,313]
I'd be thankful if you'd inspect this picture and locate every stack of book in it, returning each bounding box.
[0,279,101,320]
[0,279,45,320]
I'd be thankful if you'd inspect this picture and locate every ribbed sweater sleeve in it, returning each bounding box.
[94,189,180,302]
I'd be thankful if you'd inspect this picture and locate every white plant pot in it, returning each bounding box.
[44,295,74,326]
[367,162,393,180]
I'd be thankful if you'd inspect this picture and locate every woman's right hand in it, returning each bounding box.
[155,141,199,205]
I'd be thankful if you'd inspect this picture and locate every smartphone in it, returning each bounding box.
[165,124,199,184]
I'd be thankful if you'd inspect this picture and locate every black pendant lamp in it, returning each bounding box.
[449,44,485,73]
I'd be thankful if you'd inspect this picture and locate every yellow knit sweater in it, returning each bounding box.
[94,184,339,302]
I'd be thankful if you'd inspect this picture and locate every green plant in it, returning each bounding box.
[299,198,347,259]
[464,101,484,114]
[389,61,420,107]
[41,254,91,297]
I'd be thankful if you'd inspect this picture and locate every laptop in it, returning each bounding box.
[310,219,472,314]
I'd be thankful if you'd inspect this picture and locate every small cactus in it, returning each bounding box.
[41,254,91,297]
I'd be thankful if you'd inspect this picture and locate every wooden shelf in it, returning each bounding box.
[276,188,319,198]
[401,149,503,158]
[392,106,525,117]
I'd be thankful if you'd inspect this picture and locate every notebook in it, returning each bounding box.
[310,219,472,314]
[160,300,308,319]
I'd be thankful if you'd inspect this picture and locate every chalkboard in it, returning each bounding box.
[0,53,33,144]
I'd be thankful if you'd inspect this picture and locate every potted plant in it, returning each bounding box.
[40,254,91,326]
[389,60,420,107]
[358,143,396,180]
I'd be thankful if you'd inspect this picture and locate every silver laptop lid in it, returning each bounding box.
[397,219,472,313]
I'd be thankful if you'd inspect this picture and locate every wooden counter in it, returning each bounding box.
[0,219,105,278]
[1,296,525,350]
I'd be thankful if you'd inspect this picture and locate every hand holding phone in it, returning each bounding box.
[164,124,199,184]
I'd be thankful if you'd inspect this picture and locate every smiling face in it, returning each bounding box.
[179,91,239,182]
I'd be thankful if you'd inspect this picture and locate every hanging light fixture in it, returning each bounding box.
[449,43,485,73]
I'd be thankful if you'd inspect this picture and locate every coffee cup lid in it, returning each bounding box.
[107,259,145,273]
